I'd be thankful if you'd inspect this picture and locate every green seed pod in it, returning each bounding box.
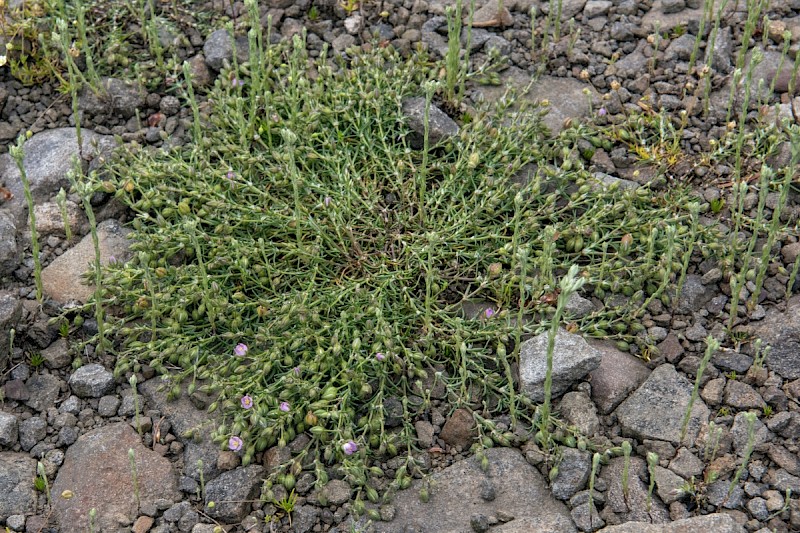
[366,487,379,503]
[549,465,559,481]
[283,473,296,490]
[399,476,412,489]
[353,498,366,515]
[615,340,630,352]
[367,509,381,521]
[419,487,430,503]
[563,435,576,447]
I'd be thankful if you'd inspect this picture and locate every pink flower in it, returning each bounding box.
[279,401,290,412]
[293,366,301,376]
[228,436,243,451]
[375,352,385,361]
[324,196,332,207]
[342,440,358,455]
[484,308,495,319]
[240,395,253,409]
[234,343,248,356]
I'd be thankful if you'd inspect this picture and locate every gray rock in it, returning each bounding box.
[52,423,180,533]
[475,69,597,136]
[203,29,250,71]
[33,200,84,238]
[331,33,356,53]
[596,513,745,532]
[5,514,25,531]
[767,468,800,494]
[589,340,650,414]
[747,497,770,520]
[79,78,146,117]
[559,392,600,436]
[705,478,744,508]
[551,447,591,500]
[584,0,612,18]
[292,505,319,533]
[379,447,576,532]
[414,420,435,448]
[661,0,685,13]
[421,16,448,57]
[565,293,595,319]
[668,448,704,480]
[322,479,352,506]
[41,218,133,305]
[724,380,765,410]
[519,328,602,403]
[40,338,71,369]
[0,453,38,517]
[712,27,734,74]
[401,97,459,149]
[746,295,800,379]
[0,212,19,277]
[731,412,772,456]
[664,34,694,62]
[97,395,121,417]
[0,292,22,372]
[24,372,64,412]
[767,445,800,476]
[205,465,264,523]
[0,128,115,227]
[674,275,713,314]
[747,48,799,102]
[615,364,710,446]
[600,456,669,523]
[18,416,46,452]
[642,0,707,33]
[0,412,19,447]
[712,349,753,373]
[68,363,115,398]
[653,466,685,504]
[546,0,588,20]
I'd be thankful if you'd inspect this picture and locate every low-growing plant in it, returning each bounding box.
[81,11,715,501]
[728,412,757,498]
[646,451,658,512]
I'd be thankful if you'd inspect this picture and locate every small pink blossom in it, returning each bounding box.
[484,308,495,319]
[342,440,358,455]
[293,366,301,376]
[375,352,385,361]
[279,401,290,412]
[234,343,248,356]
[228,436,243,451]
[324,196,332,207]
[240,395,253,409]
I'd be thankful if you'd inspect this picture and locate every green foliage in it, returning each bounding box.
[28,352,45,368]
[86,27,710,498]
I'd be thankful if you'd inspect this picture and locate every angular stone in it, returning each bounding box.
[674,275,713,314]
[0,453,38,517]
[79,78,146,118]
[559,391,600,436]
[596,513,745,532]
[321,479,352,506]
[379,447,575,533]
[51,423,180,532]
[41,338,72,369]
[615,364,710,446]
[439,408,477,449]
[0,412,19,447]
[519,328,602,403]
[0,128,115,227]
[41,219,133,305]
[712,349,753,373]
[0,292,22,373]
[589,340,650,414]
[653,465,686,504]
[474,69,598,136]
[0,212,19,277]
[139,378,221,480]
[600,456,669,524]
[746,295,800,379]
[551,448,591,500]
[724,380,765,410]
[68,363,115,398]
[401,97,459,149]
[731,412,772,456]
[204,465,264,523]
[33,200,84,238]
[18,416,46,452]
[203,28,249,72]
[24,372,64,412]
[668,448,705,480]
